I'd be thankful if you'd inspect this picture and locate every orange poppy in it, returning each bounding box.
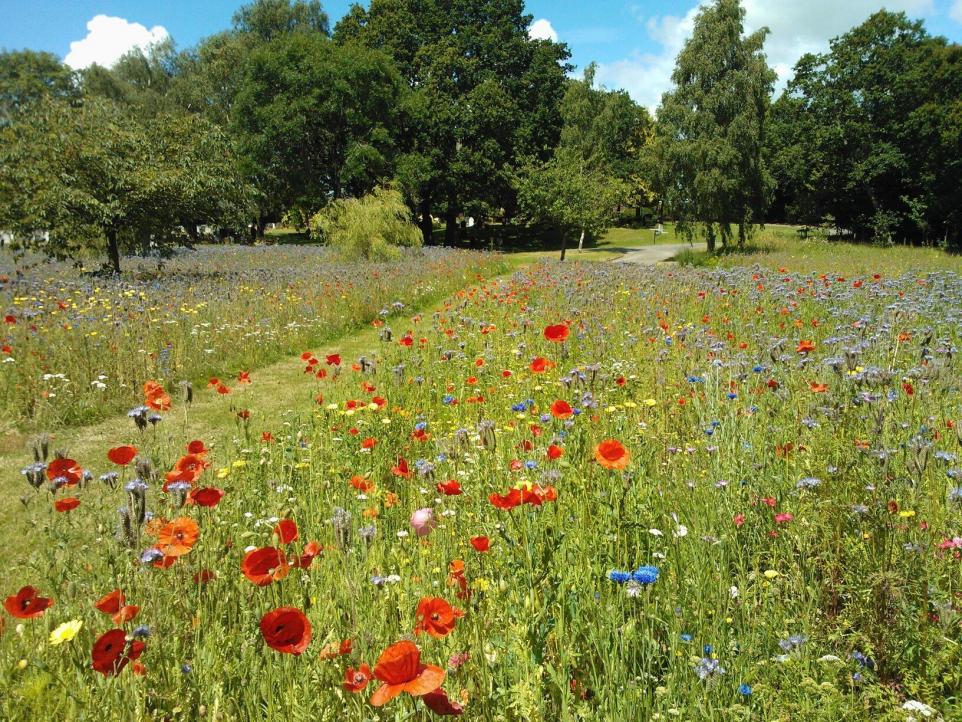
[414,597,464,638]
[95,589,125,615]
[529,357,554,373]
[155,517,199,557]
[594,439,630,470]
[143,380,171,411]
[369,640,445,707]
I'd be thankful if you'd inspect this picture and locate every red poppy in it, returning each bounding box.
[237,371,251,384]
[326,353,341,366]
[796,339,815,354]
[809,382,828,393]
[112,605,140,624]
[46,457,83,486]
[241,547,290,586]
[186,440,209,456]
[274,519,298,545]
[392,457,412,478]
[437,480,462,496]
[550,399,573,419]
[423,688,465,716]
[54,497,80,512]
[155,517,199,557]
[295,541,323,569]
[414,597,464,638]
[95,589,125,615]
[107,445,137,466]
[543,324,569,342]
[91,629,145,676]
[350,475,375,492]
[344,664,372,692]
[361,437,377,450]
[319,637,353,660]
[470,536,490,552]
[489,489,522,510]
[193,570,217,584]
[260,607,311,655]
[4,586,53,619]
[594,439,630,470]
[546,444,564,460]
[370,640,445,707]
[529,357,554,373]
[188,487,225,507]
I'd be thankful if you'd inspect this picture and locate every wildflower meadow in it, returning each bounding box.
[2,254,961,721]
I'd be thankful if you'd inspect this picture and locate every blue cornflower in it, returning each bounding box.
[511,402,527,412]
[140,548,164,564]
[132,625,151,639]
[738,683,752,696]
[442,394,456,405]
[608,570,631,584]
[695,658,725,680]
[727,392,737,400]
[631,566,659,584]
[703,644,713,655]
[680,633,693,643]
[525,460,538,470]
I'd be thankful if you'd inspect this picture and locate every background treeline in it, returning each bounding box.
[0,0,959,272]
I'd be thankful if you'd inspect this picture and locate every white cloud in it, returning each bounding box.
[64,15,169,69]
[951,0,962,23]
[529,18,559,43]
[596,0,935,113]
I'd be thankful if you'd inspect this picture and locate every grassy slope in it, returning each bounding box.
[0,265,512,588]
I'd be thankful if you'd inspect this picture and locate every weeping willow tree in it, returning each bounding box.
[309,186,422,260]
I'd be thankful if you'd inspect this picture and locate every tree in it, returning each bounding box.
[0,97,250,273]
[233,32,404,229]
[655,0,776,252]
[0,50,77,125]
[766,11,962,248]
[309,186,422,260]
[232,0,329,40]
[515,66,634,258]
[335,0,571,244]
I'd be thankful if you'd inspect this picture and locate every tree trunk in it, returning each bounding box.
[250,217,258,244]
[419,199,434,245]
[706,224,716,254]
[256,214,268,241]
[559,232,568,262]
[577,228,585,251]
[635,206,642,221]
[106,227,121,274]
[445,203,459,245]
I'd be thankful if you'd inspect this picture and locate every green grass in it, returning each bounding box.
[675,229,961,275]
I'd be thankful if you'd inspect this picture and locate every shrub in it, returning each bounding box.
[309,187,422,260]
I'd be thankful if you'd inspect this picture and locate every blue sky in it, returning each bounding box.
[2,0,961,110]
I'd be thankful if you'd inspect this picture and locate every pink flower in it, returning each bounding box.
[774,512,794,524]
[410,508,437,537]
[938,537,962,550]
[733,514,745,528]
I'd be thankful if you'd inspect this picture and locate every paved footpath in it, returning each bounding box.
[614,242,707,264]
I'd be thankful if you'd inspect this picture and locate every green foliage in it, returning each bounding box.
[335,0,572,243]
[0,49,77,125]
[234,33,403,213]
[0,97,250,272]
[766,11,962,248]
[655,0,776,252]
[515,65,638,253]
[232,0,329,40]
[309,186,423,260]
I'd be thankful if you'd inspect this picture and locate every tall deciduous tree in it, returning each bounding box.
[335,0,571,244]
[0,50,77,126]
[0,97,250,273]
[233,33,404,224]
[515,66,635,258]
[655,0,776,252]
[766,11,962,248]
